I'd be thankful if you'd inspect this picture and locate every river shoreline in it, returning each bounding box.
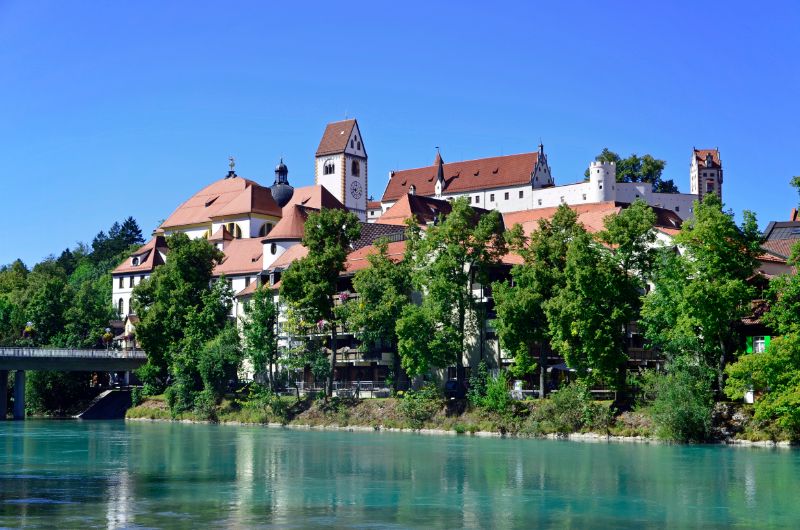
[124,416,796,448]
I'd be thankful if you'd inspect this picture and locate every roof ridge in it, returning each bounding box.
[391,151,537,174]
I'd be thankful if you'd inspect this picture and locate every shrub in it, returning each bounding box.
[531,381,610,434]
[482,370,511,414]
[193,389,218,421]
[130,386,144,407]
[399,384,442,429]
[164,379,196,415]
[467,361,489,406]
[639,362,714,443]
[242,384,288,422]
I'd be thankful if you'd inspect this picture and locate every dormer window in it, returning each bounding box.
[323,160,335,175]
[131,256,139,266]
[351,160,360,176]
[270,243,277,255]
[409,185,416,195]
[226,222,242,239]
[706,154,713,168]
[258,223,273,237]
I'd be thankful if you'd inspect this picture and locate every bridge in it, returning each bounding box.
[1,348,147,420]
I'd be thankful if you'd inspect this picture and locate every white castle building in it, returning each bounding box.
[112,118,723,323]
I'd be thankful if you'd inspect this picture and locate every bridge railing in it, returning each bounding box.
[0,347,147,359]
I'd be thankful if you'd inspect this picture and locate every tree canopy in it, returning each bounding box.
[585,148,678,193]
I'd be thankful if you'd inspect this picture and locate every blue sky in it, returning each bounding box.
[1,1,798,266]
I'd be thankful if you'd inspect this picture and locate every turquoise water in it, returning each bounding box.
[1,421,799,528]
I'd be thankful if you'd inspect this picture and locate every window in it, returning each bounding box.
[131,256,139,266]
[475,196,480,204]
[129,276,134,288]
[245,277,251,287]
[140,275,145,283]
[350,139,354,149]
[519,190,524,199]
[490,193,495,202]
[582,194,587,200]
[226,222,242,239]
[675,206,680,212]
[754,336,767,353]
[323,160,335,175]
[118,298,124,315]
[118,277,123,288]
[357,141,362,150]
[258,223,273,237]
[538,199,542,206]
[351,160,360,176]
[270,243,277,255]
[409,185,416,195]
[706,182,715,193]
[468,196,472,204]
[504,192,509,200]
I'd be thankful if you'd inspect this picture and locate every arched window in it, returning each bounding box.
[351,160,360,176]
[118,298,124,316]
[258,223,273,237]
[323,159,335,175]
[350,139,354,149]
[225,222,242,239]
[131,256,139,266]
[270,243,277,255]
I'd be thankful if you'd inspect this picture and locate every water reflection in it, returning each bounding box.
[0,421,799,528]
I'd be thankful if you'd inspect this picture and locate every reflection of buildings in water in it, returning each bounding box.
[105,469,132,528]
[231,428,255,526]
[744,460,757,509]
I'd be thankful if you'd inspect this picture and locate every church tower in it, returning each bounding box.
[315,119,368,220]
[690,148,723,201]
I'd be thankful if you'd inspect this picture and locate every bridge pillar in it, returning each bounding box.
[0,370,7,419]
[13,370,25,420]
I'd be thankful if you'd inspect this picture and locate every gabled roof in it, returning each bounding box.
[285,185,345,211]
[693,148,721,168]
[381,152,538,202]
[213,238,264,276]
[209,226,233,242]
[316,119,357,156]
[352,222,406,250]
[761,239,797,260]
[112,236,167,274]
[160,176,280,229]
[379,194,456,226]
[235,280,259,299]
[366,200,382,210]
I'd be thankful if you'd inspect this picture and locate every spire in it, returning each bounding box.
[270,158,294,208]
[538,140,544,156]
[434,147,444,184]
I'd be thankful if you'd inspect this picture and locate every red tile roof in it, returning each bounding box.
[209,226,233,242]
[235,280,259,298]
[366,200,382,210]
[693,148,721,168]
[160,176,281,229]
[378,194,455,226]
[344,240,407,273]
[316,119,357,156]
[269,244,309,271]
[112,236,167,274]
[213,238,264,276]
[264,205,308,242]
[503,202,682,237]
[284,185,344,211]
[381,152,538,202]
[761,239,797,259]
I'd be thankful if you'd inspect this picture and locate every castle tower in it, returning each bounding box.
[587,159,616,202]
[690,148,723,201]
[531,142,553,189]
[315,119,367,220]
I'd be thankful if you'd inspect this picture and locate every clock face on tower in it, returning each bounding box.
[350,180,363,200]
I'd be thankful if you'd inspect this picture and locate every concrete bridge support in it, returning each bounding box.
[13,370,25,420]
[0,370,7,419]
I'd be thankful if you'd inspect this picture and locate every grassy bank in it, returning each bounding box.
[126,391,796,444]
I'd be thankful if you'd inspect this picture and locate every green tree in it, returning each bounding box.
[585,148,678,193]
[641,194,761,389]
[243,284,279,389]
[492,204,582,397]
[402,197,505,382]
[197,323,242,400]
[545,230,637,386]
[343,238,412,390]
[132,233,227,390]
[279,208,361,396]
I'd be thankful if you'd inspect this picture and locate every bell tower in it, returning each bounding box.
[315,119,368,220]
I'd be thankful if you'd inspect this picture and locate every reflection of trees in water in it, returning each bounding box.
[2,422,800,527]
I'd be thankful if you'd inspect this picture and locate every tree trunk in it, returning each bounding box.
[328,325,337,398]
[538,342,547,399]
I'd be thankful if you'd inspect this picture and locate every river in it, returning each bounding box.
[0,420,798,528]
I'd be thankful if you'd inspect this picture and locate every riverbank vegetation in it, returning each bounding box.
[1,217,145,416]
